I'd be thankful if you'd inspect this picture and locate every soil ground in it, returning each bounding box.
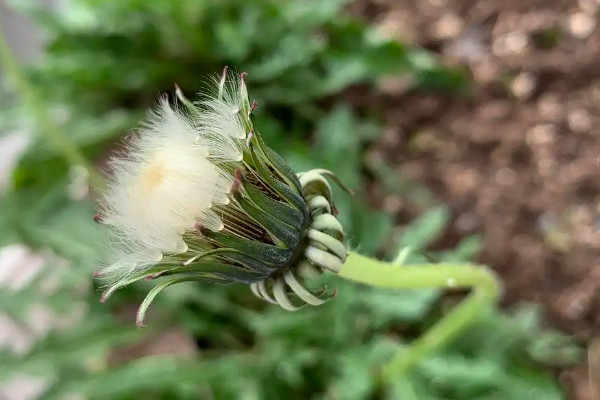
[355,1,600,399]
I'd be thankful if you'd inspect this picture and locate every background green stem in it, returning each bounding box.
[338,251,502,381]
[0,26,103,188]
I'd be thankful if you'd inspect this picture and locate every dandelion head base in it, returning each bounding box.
[249,168,349,310]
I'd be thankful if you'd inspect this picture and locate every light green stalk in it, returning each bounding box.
[338,251,502,381]
[0,25,103,188]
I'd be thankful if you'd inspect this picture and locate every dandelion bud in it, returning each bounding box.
[96,70,349,325]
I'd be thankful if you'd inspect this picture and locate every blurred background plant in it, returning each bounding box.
[0,0,594,399]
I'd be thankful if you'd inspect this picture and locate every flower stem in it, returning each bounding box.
[338,251,502,381]
[0,25,103,188]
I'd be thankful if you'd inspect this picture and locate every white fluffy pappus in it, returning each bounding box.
[98,85,248,282]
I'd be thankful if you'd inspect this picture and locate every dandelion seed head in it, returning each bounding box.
[96,72,349,320]
[99,85,246,282]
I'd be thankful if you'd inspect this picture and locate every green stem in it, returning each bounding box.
[0,25,103,188]
[338,251,502,381]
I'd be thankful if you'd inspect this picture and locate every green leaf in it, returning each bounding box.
[396,207,450,251]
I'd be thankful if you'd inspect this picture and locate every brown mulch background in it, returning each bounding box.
[354,1,600,399]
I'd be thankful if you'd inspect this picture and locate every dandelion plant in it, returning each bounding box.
[95,68,502,379]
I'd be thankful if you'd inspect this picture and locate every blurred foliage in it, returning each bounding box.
[0,0,581,399]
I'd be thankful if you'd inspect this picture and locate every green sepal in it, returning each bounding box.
[181,248,278,275]
[136,273,247,327]
[244,183,304,228]
[239,74,251,128]
[136,276,207,327]
[264,145,303,192]
[165,248,277,275]
[190,261,269,284]
[250,144,307,214]
[101,275,147,303]
[249,119,302,193]
[178,273,232,285]
[161,261,268,284]
[236,191,300,249]
[204,230,293,266]
[259,142,303,192]
[216,247,280,274]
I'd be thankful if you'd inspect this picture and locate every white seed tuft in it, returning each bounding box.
[99,82,246,283]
